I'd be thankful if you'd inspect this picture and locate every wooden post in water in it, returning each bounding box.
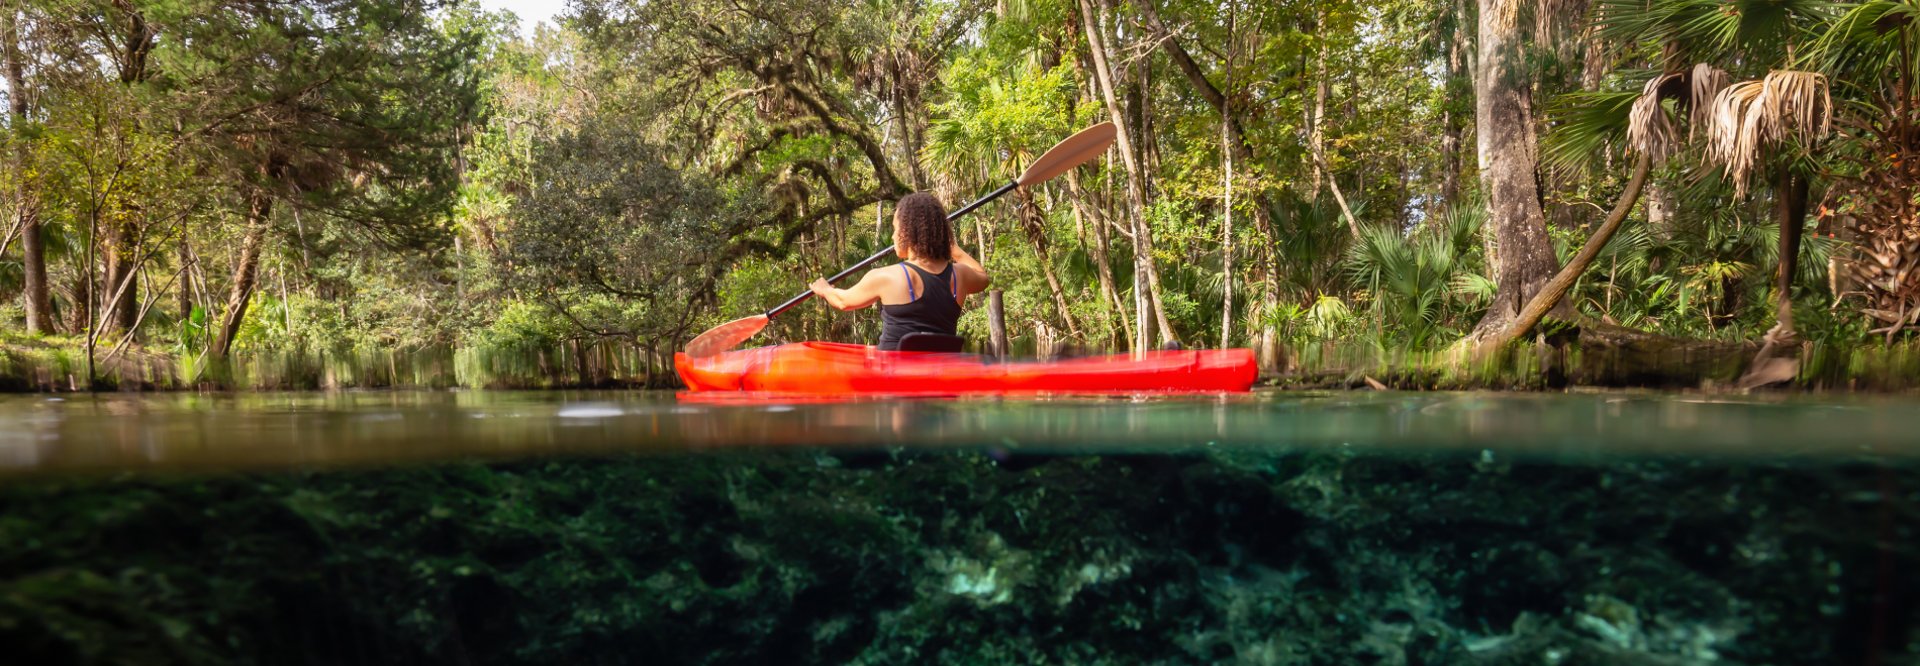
[987,289,1008,361]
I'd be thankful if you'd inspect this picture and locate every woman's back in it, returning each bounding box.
[805,192,991,347]
[877,262,961,350]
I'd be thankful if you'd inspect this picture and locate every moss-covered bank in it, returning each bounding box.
[16,330,1920,394]
[2,449,1912,664]
[0,335,676,392]
[1275,328,1920,392]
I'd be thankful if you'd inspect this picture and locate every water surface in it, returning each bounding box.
[1,390,1916,477]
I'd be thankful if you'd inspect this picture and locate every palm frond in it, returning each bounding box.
[1765,70,1832,140]
[1544,90,1638,172]
[1804,0,1920,91]
[1705,70,1830,197]
[1450,272,1498,306]
[1440,201,1486,253]
[1594,0,1689,48]
[1688,63,1731,132]
[1630,73,1682,161]
[1677,0,1744,52]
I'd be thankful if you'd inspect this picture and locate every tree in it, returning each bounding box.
[1138,0,1281,361]
[506,121,746,345]
[4,0,50,334]
[1079,0,1176,352]
[1497,0,1839,382]
[1469,0,1565,336]
[146,0,482,356]
[925,26,1086,342]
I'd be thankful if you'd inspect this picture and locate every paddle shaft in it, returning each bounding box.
[765,180,1017,319]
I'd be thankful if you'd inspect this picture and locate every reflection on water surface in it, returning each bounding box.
[0,390,1915,476]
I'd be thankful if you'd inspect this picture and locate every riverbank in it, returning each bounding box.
[1273,327,1920,392]
[4,331,1919,393]
[0,334,678,392]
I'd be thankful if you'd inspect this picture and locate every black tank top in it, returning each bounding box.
[878,262,961,351]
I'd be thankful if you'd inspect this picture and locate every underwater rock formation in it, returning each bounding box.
[0,449,1911,664]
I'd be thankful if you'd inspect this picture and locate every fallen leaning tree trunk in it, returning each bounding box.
[1482,153,1653,350]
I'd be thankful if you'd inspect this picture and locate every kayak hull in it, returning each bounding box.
[675,342,1258,396]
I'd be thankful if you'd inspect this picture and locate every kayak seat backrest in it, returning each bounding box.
[898,333,966,353]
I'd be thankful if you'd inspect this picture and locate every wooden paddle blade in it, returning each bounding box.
[1016,122,1116,186]
[684,314,770,358]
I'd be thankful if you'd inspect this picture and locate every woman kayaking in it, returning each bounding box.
[809,192,991,350]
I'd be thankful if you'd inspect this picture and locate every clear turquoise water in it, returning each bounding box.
[1,390,1916,664]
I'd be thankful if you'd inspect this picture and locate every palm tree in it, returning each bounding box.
[1344,205,1492,347]
[1490,0,1844,386]
[1804,1,1920,345]
[923,53,1086,342]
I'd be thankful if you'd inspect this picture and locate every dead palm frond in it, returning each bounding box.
[1687,63,1730,131]
[1628,73,1680,161]
[1766,70,1832,140]
[1625,63,1729,162]
[1705,70,1830,197]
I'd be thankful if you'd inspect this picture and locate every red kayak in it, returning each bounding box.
[675,342,1258,396]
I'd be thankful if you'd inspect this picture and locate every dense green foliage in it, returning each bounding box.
[2,450,1911,663]
[3,0,1920,386]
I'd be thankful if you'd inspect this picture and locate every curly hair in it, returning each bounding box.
[894,192,952,262]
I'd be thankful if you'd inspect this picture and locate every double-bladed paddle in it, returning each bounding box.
[683,122,1118,358]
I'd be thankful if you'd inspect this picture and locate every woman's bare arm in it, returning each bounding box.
[810,269,889,311]
[949,243,991,296]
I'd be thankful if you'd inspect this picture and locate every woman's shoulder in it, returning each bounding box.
[862,264,907,285]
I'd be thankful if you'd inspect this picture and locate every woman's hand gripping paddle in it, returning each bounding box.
[682,122,1117,358]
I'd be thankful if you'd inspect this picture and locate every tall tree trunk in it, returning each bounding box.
[1771,167,1810,333]
[1734,166,1811,388]
[1440,116,1463,215]
[1470,0,1565,336]
[1309,45,1329,197]
[213,193,271,357]
[1488,154,1651,348]
[1121,47,1176,342]
[1018,190,1082,339]
[1307,42,1361,238]
[890,98,928,190]
[1067,169,1131,348]
[176,232,193,324]
[1143,9,1278,362]
[1645,180,1675,239]
[104,220,139,334]
[5,3,49,334]
[1079,0,1175,351]
[1220,4,1237,350]
[65,273,91,334]
[99,6,153,337]
[19,207,50,333]
[1221,105,1234,351]
[1439,0,1467,211]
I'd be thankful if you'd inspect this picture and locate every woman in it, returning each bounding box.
[809,192,991,350]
